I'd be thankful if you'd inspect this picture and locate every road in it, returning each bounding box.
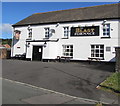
[2,59,118,104]
[2,78,100,104]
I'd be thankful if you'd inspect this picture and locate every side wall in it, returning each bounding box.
[11,26,28,57]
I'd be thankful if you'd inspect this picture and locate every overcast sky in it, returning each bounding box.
[2,2,118,39]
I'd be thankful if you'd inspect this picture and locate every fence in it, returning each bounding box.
[0,48,11,59]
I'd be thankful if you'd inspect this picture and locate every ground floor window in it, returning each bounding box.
[62,45,73,57]
[91,45,104,59]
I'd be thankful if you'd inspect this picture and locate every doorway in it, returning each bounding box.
[32,46,43,61]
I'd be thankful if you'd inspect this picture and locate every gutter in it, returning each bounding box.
[12,18,120,27]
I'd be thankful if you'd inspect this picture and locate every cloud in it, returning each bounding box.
[0,23,12,33]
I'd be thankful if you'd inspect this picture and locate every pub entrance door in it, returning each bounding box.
[32,46,43,61]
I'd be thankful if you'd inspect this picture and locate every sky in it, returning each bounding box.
[1,2,118,39]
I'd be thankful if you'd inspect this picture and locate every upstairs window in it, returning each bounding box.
[63,27,69,37]
[14,30,21,40]
[103,24,110,37]
[63,45,73,57]
[28,29,32,39]
[27,25,32,39]
[45,28,50,38]
[91,45,104,59]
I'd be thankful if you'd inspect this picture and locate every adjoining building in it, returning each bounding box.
[11,3,120,62]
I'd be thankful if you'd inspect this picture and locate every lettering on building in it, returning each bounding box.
[71,26,99,36]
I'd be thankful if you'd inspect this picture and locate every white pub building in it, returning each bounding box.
[11,3,120,62]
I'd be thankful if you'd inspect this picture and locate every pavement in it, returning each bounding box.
[2,59,119,105]
[2,78,100,104]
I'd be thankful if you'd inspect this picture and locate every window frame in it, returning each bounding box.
[91,44,104,59]
[44,27,50,38]
[28,29,32,39]
[62,45,73,57]
[102,24,110,37]
[63,27,69,38]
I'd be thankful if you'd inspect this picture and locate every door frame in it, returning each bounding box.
[32,45,43,61]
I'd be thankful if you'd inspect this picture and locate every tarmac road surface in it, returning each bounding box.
[2,78,100,104]
[2,59,118,104]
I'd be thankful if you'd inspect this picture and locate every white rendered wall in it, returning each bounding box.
[12,19,119,62]
[11,26,28,57]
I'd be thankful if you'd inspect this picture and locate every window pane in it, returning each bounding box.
[107,29,110,31]
[103,29,106,31]
[91,54,94,57]
[96,45,99,48]
[91,50,94,54]
[70,49,73,52]
[66,53,69,56]
[63,53,65,56]
[100,50,104,53]
[70,45,73,48]
[67,49,69,52]
[63,49,66,52]
[96,50,99,53]
[96,54,99,57]
[100,54,104,57]
[67,46,69,48]
[103,33,106,35]
[91,45,94,48]
[100,45,104,48]
[70,53,73,56]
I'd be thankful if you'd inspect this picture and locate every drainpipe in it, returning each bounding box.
[11,27,15,58]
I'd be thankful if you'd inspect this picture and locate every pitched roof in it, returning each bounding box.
[13,3,120,27]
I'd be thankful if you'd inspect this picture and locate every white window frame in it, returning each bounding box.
[63,27,69,38]
[45,28,50,38]
[103,24,110,37]
[62,45,73,57]
[28,29,32,39]
[91,45,104,59]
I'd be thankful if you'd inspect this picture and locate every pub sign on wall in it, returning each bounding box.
[71,26,99,36]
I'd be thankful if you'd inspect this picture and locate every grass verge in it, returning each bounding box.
[97,72,120,94]
[95,102,103,106]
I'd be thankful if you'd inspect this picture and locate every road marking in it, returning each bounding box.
[1,77,108,104]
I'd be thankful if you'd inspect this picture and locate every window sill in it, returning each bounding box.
[101,36,111,39]
[88,57,104,60]
[26,38,32,40]
[43,38,49,40]
[61,37,69,39]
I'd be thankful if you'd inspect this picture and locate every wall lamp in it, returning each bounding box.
[56,23,59,27]
[44,41,47,47]
[26,42,30,47]
[28,25,31,30]
[102,20,107,25]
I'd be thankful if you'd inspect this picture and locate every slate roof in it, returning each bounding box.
[13,3,120,27]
